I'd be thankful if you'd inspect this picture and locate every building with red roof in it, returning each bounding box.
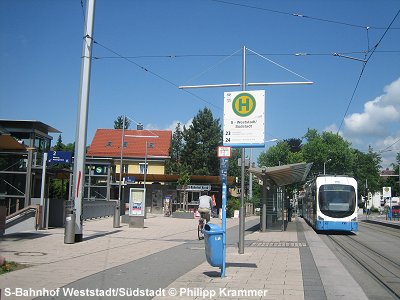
[87,128,172,182]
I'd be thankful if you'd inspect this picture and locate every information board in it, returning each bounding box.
[129,188,145,216]
[223,90,265,147]
[47,151,73,164]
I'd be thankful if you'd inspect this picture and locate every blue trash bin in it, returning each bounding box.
[204,223,224,267]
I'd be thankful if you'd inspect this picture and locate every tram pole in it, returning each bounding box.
[69,0,96,243]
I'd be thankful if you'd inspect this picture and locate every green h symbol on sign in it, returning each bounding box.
[232,93,256,117]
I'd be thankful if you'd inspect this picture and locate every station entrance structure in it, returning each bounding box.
[249,162,313,231]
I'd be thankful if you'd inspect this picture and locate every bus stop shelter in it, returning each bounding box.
[249,162,313,231]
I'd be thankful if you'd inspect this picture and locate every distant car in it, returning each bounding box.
[392,205,400,217]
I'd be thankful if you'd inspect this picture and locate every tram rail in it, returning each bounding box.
[327,229,400,299]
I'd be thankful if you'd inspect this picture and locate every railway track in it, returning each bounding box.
[327,228,400,299]
[361,221,400,239]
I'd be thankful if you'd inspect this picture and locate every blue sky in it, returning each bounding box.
[1,0,400,168]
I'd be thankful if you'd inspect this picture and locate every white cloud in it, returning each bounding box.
[344,77,400,137]
[145,118,193,132]
[323,123,344,136]
[324,78,400,168]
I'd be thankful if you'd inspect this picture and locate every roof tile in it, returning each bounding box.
[87,129,171,158]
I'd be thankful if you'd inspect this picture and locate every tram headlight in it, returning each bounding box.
[317,216,324,221]
[351,217,357,222]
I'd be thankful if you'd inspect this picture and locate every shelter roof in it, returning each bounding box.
[249,162,313,186]
[0,119,61,134]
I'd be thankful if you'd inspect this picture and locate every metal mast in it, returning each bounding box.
[70,0,96,242]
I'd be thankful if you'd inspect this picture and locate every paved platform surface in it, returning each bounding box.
[1,214,395,300]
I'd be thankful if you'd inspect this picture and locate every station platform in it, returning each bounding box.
[1,214,393,300]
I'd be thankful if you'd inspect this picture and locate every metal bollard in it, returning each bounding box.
[64,208,76,244]
[113,203,120,228]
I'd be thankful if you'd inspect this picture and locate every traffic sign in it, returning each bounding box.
[217,146,232,158]
[223,90,265,147]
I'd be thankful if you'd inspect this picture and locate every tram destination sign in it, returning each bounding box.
[223,90,265,148]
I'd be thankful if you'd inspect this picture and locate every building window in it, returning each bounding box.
[122,164,129,173]
[139,163,148,174]
[106,141,112,147]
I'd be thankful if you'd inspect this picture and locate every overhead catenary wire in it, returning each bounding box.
[211,0,400,30]
[246,47,313,82]
[91,49,400,60]
[183,48,242,85]
[379,137,400,154]
[92,39,222,110]
[337,8,400,134]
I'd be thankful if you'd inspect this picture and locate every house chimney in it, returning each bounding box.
[137,123,143,130]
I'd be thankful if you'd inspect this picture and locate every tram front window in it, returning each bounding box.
[319,184,356,217]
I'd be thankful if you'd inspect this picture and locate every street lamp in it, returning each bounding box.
[324,159,331,175]
[116,116,127,228]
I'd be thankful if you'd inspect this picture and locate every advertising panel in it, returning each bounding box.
[129,188,146,216]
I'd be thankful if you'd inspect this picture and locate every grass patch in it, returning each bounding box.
[0,260,29,275]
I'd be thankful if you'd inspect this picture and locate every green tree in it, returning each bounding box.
[352,147,382,196]
[301,129,355,176]
[53,135,64,150]
[258,141,291,167]
[285,138,302,153]
[228,148,241,184]
[181,108,222,176]
[166,123,185,174]
[114,116,131,129]
[386,153,400,197]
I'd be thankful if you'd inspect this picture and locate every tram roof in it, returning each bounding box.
[249,162,313,186]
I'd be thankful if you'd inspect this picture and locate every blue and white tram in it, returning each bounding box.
[303,176,358,232]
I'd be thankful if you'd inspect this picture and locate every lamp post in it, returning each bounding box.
[115,116,127,228]
[324,159,331,175]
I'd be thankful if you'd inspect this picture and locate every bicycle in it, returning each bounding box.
[197,212,207,240]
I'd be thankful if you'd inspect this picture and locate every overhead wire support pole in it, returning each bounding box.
[239,45,246,254]
[178,83,241,89]
[70,0,96,243]
[248,81,313,86]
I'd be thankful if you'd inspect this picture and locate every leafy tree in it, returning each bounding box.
[181,108,222,176]
[228,148,241,184]
[285,138,302,153]
[386,153,400,197]
[166,123,185,174]
[352,147,382,196]
[301,129,355,176]
[226,196,240,217]
[114,116,131,129]
[53,135,64,150]
[177,169,190,186]
[258,141,291,167]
